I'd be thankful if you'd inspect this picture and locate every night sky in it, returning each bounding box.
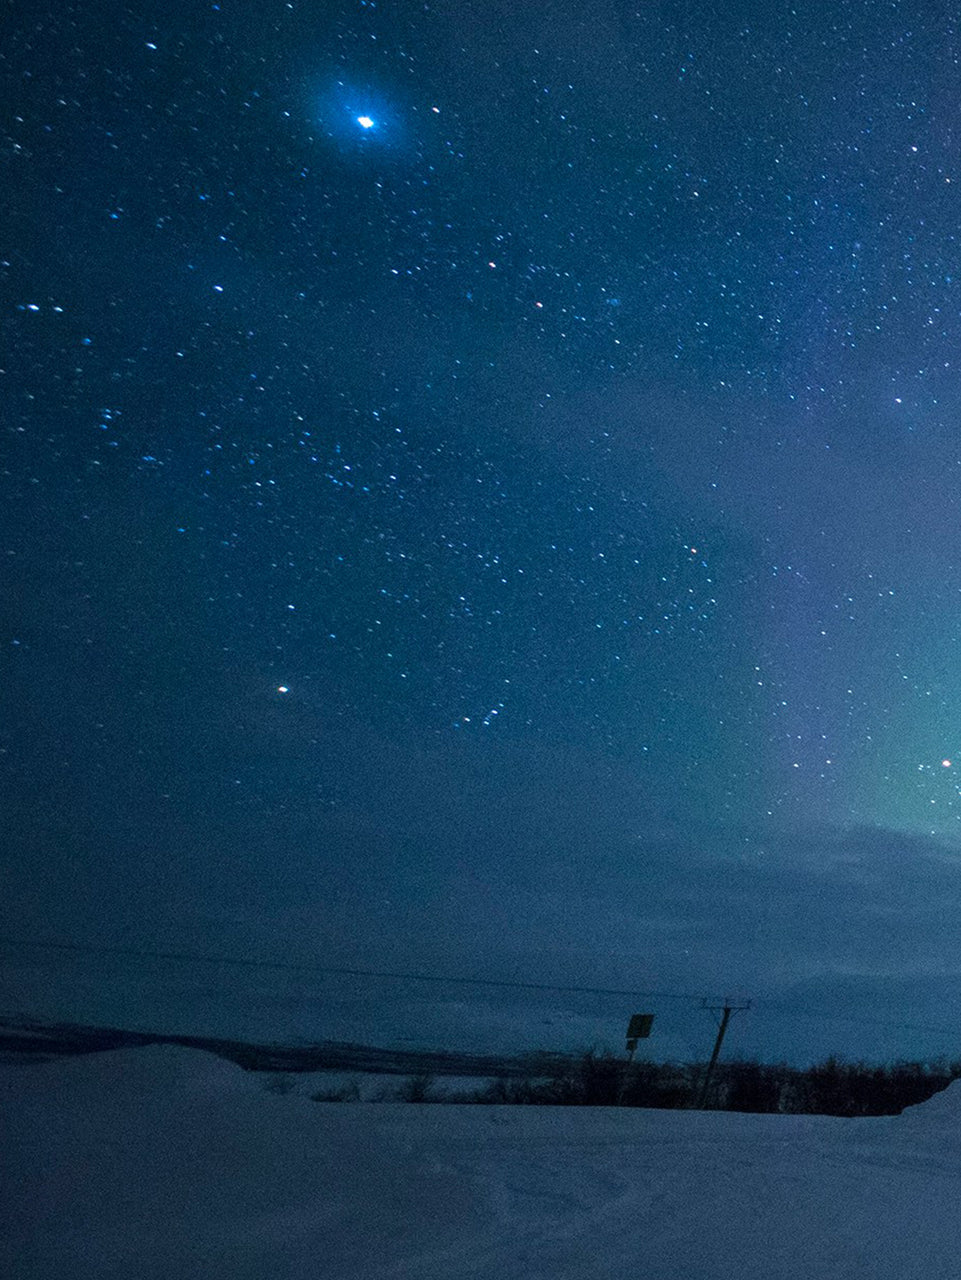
[7,0,961,1063]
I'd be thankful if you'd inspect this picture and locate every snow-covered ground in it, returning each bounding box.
[4,1045,961,1280]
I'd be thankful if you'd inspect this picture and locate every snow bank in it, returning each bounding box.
[4,1046,961,1279]
[893,1076,961,1131]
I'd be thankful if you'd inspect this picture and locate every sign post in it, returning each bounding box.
[620,1013,654,1104]
[626,1013,654,1052]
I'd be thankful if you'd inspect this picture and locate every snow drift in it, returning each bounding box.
[3,1044,961,1279]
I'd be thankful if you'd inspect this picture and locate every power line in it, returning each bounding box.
[0,936,711,1004]
[3,935,959,1043]
[752,1000,961,1040]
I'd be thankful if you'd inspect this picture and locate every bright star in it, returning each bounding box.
[357,115,374,129]
[277,685,289,694]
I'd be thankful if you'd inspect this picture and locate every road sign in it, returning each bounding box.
[627,1013,654,1039]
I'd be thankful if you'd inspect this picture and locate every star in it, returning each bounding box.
[356,115,374,130]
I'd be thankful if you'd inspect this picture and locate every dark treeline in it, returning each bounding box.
[6,1019,961,1117]
[458,1051,961,1116]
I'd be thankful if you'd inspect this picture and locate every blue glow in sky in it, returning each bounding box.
[13,0,961,1065]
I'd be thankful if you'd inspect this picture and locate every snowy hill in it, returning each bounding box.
[4,1045,961,1279]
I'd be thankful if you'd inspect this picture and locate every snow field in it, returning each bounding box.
[3,1044,961,1279]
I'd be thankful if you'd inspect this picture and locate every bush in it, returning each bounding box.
[395,1073,437,1103]
[718,1061,786,1114]
[316,1051,961,1116]
[470,1075,545,1104]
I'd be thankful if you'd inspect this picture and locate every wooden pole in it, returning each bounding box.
[697,999,750,1109]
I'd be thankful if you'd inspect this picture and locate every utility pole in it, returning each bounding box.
[696,997,751,1109]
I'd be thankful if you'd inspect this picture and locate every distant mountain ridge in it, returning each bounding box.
[0,1016,573,1078]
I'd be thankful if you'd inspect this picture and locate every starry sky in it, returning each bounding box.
[7,0,961,1062]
